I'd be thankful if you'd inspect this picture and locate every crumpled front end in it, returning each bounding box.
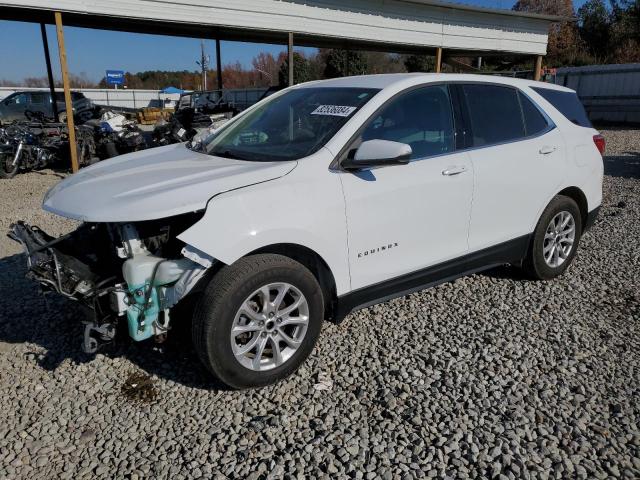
[8,214,213,353]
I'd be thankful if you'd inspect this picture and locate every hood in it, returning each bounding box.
[43,143,296,222]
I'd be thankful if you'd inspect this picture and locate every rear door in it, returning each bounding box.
[339,84,474,290]
[456,83,565,252]
[28,92,50,117]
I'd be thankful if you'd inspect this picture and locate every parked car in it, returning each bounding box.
[9,74,603,389]
[0,90,95,124]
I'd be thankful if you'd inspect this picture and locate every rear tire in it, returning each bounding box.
[523,195,582,280]
[192,254,324,389]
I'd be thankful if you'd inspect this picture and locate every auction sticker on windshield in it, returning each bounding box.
[311,105,357,117]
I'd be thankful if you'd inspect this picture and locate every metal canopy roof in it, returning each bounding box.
[403,0,568,22]
[0,0,555,56]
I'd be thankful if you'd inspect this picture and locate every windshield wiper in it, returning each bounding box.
[212,149,249,160]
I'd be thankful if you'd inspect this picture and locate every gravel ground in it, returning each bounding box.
[0,128,639,479]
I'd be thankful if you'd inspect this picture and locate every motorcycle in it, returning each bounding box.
[84,111,147,159]
[152,107,215,146]
[0,111,96,178]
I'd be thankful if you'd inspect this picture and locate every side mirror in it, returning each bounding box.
[342,139,412,170]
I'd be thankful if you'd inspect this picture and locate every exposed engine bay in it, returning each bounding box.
[8,212,212,354]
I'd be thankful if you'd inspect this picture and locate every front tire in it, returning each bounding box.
[0,151,19,179]
[192,254,324,389]
[523,195,582,280]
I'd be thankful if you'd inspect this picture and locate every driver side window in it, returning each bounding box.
[7,93,27,105]
[360,85,455,160]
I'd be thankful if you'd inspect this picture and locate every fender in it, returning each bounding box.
[177,149,352,295]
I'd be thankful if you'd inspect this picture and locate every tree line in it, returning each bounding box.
[513,0,640,65]
[2,0,638,90]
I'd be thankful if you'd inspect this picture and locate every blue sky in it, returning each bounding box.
[0,0,588,84]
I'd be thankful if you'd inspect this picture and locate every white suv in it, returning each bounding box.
[10,74,603,388]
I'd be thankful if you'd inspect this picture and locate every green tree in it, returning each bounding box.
[323,50,368,78]
[578,0,611,60]
[278,52,311,86]
[609,0,640,62]
[404,55,435,73]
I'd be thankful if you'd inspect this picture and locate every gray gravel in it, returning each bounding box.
[1,128,639,479]
[0,169,77,257]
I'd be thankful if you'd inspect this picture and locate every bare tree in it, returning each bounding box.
[251,52,279,86]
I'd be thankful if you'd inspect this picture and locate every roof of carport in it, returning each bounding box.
[0,0,563,56]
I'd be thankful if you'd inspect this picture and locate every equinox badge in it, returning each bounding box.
[358,243,399,258]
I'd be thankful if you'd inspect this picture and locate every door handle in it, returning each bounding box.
[539,145,557,155]
[442,165,467,176]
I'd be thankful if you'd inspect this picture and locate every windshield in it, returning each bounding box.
[203,87,379,161]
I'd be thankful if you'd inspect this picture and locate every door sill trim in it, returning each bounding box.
[334,234,531,322]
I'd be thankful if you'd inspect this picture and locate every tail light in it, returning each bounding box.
[593,134,605,155]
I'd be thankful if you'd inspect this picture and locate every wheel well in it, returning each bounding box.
[248,244,338,321]
[558,187,588,231]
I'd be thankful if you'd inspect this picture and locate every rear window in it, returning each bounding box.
[531,87,592,128]
[462,84,525,146]
[55,92,85,101]
[518,92,549,136]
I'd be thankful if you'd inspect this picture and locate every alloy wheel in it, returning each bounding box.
[543,211,576,268]
[230,282,310,371]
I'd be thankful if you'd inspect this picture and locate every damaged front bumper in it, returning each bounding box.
[8,222,110,301]
[8,221,212,353]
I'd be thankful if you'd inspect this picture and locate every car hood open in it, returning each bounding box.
[43,143,296,222]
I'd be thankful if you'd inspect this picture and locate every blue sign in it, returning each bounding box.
[105,70,125,85]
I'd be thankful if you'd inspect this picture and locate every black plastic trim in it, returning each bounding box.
[334,234,531,322]
[584,206,600,232]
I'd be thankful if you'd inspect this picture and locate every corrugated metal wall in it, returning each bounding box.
[554,64,640,125]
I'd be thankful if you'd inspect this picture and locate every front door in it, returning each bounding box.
[338,85,474,290]
[1,92,29,122]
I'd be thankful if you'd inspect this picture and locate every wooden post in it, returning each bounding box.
[54,11,79,173]
[215,38,223,91]
[435,47,443,73]
[40,23,59,121]
[534,55,543,81]
[288,32,294,86]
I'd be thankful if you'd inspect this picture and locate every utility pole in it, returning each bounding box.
[196,39,210,90]
[216,39,223,91]
[40,23,58,121]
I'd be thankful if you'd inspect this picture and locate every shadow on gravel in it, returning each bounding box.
[0,253,230,392]
[604,152,640,179]
[481,264,531,281]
